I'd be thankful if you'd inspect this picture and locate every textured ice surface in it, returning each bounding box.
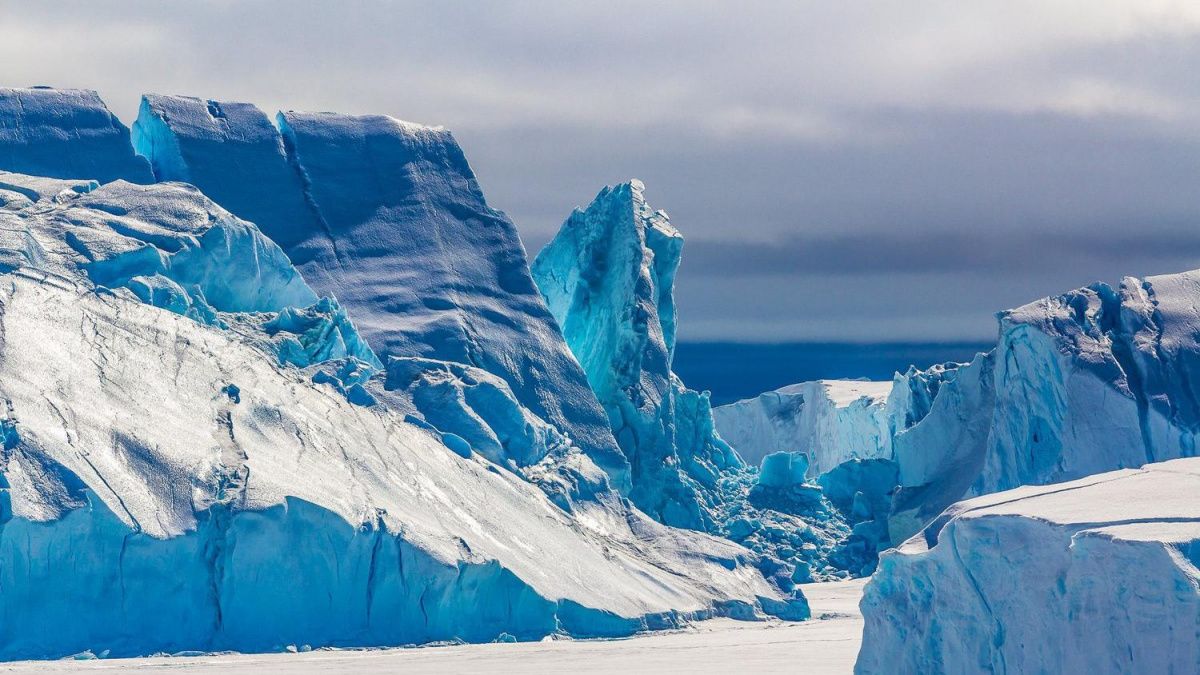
[532,181,742,530]
[6,580,869,674]
[714,380,893,471]
[858,459,1200,674]
[885,272,1200,541]
[0,88,152,184]
[132,97,624,480]
[0,171,806,659]
[131,95,321,257]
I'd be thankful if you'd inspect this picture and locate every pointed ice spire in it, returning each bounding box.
[533,180,741,530]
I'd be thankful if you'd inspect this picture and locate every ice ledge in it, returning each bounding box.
[859,458,1200,674]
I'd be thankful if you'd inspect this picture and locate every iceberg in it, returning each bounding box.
[131,96,625,481]
[887,272,1200,541]
[858,458,1200,674]
[887,355,995,543]
[532,180,741,530]
[714,380,894,472]
[0,88,152,185]
[0,170,807,659]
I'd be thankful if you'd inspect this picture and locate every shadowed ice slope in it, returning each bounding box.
[131,95,626,482]
[0,88,152,185]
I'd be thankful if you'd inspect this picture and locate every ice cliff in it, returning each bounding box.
[0,169,809,659]
[857,458,1200,674]
[131,94,626,484]
[718,267,1200,549]
[0,88,817,658]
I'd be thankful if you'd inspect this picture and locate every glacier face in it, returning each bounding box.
[0,169,807,659]
[0,88,152,185]
[531,180,742,530]
[857,459,1200,675]
[131,96,625,482]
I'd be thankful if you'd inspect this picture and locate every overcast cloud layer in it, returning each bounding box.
[2,1,1199,341]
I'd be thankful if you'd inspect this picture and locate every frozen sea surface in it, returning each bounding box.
[0,580,867,675]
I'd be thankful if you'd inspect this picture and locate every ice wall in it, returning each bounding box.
[131,95,323,257]
[0,88,152,184]
[721,268,1200,549]
[857,459,1200,674]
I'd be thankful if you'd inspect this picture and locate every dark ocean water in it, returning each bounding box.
[673,341,994,407]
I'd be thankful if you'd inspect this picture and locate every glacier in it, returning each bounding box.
[858,459,1200,674]
[0,169,811,659]
[131,95,627,484]
[8,82,1197,669]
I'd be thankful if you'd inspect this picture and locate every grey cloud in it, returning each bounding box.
[2,1,1200,341]
[680,229,1200,277]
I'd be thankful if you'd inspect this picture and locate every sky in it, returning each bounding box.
[2,1,1200,342]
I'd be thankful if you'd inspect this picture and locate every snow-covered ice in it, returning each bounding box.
[859,459,1200,674]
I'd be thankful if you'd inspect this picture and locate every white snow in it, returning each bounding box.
[821,381,893,407]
